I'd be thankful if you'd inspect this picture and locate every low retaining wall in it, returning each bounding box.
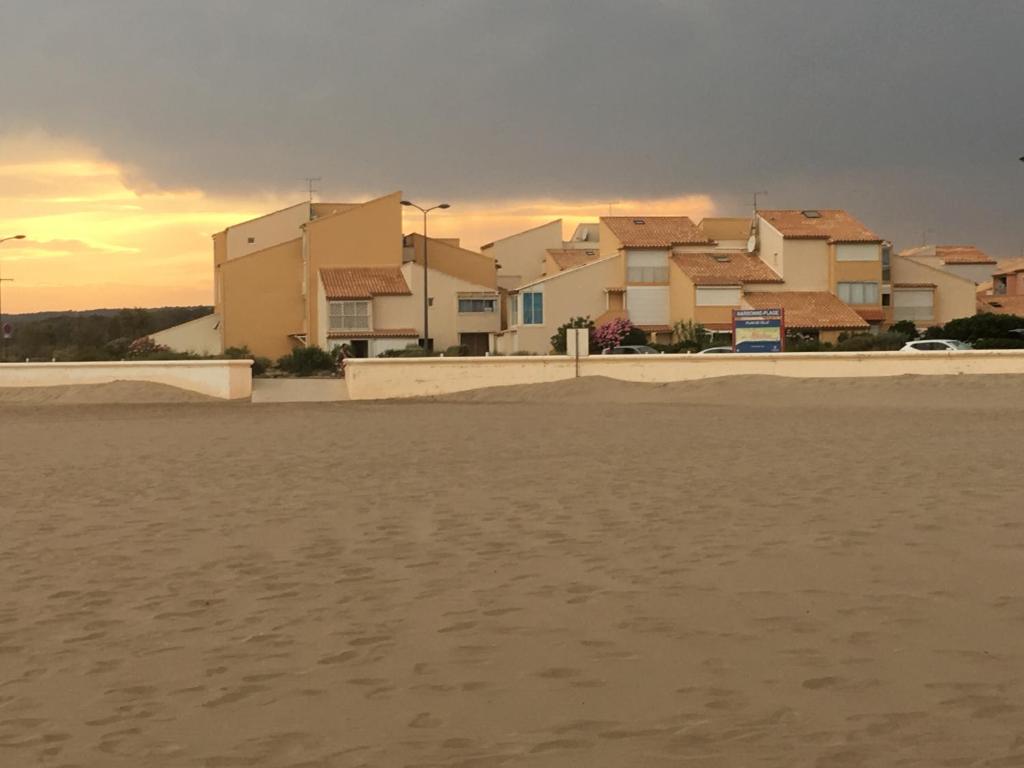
[345,351,1024,400]
[0,360,253,400]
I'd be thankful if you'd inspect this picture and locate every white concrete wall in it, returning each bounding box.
[0,360,252,400]
[150,314,223,355]
[345,351,1024,400]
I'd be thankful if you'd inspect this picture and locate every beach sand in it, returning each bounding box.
[0,375,1022,766]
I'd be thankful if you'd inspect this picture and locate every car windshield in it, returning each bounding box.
[951,341,973,350]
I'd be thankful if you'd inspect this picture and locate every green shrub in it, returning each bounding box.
[223,345,253,359]
[251,356,271,375]
[444,345,471,357]
[834,332,909,352]
[379,345,435,358]
[276,345,337,376]
[971,337,1024,350]
[550,316,595,354]
[922,325,946,339]
[888,320,918,339]
[943,313,1024,342]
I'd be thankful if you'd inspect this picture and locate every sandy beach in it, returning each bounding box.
[1,374,1022,766]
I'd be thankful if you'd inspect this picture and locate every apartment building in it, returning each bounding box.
[157,192,499,359]
[897,244,997,285]
[977,258,1024,317]
[482,220,601,290]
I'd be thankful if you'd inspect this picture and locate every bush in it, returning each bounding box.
[276,345,337,376]
[922,325,946,339]
[888,320,918,339]
[593,317,646,351]
[971,337,1024,350]
[378,345,434,358]
[672,319,709,352]
[550,316,595,354]
[942,313,1024,342]
[251,356,271,375]
[444,345,471,357]
[125,336,171,359]
[833,332,909,352]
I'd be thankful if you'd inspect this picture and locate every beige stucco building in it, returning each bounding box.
[160,192,499,359]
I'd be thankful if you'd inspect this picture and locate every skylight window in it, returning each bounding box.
[713,255,731,263]
[801,210,822,219]
[633,218,646,225]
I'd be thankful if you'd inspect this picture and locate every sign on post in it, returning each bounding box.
[732,308,784,353]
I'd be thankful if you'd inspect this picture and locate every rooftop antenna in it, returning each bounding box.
[921,228,932,246]
[304,177,322,203]
[753,190,768,213]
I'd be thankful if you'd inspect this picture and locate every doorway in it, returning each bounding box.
[459,333,490,356]
[350,339,369,358]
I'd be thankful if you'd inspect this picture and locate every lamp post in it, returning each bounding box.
[0,235,26,362]
[400,200,450,352]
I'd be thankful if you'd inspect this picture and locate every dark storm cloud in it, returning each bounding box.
[2,0,1023,253]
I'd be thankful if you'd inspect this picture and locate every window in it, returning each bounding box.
[696,287,742,307]
[522,291,544,325]
[626,251,669,283]
[835,244,880,262]
[328,300,370,332]
[458,297,497,313]
[837,282,880,305]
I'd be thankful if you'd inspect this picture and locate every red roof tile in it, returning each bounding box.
[320,267,411,299]
[602,216,711,248]
[935,245,996,265]
[759,210,881,243]
[854,307,886,322]
[744,291,870,330]
[672,252,782,286]
[547,248,602,271]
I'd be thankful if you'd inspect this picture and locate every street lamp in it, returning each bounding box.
[0,235,26,362]
[401,201,450,352]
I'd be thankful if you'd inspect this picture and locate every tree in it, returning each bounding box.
[887,320,918,339]
[672,319,708,352]
[550,316,594,354]
[942,313,1024,342]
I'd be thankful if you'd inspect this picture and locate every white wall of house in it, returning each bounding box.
[511,256,623,353]
[150,313,223,355]
[399,263,500,350]
[226,202,311,260]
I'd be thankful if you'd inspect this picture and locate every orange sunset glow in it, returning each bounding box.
[0,133,717,313]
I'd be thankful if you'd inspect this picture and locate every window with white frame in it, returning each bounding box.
[837,282,880,305]
[328,300,370,331]
[626,251,670,283]
[892,289,934,322]
[522,291,544,325]
[458,297,497,313]
[696,286,742,307]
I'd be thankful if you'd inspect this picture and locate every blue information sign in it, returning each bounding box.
[732,308,785,353]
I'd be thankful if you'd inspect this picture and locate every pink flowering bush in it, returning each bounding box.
[126,336,171,358]
[592,317,646,350]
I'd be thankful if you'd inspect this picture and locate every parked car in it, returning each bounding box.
[697,346,734,354]
[1008,329,1024,339]
[604,345,659,355]
[900,339,973,351]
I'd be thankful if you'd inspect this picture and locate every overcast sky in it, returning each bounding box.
[2,0,1023,257]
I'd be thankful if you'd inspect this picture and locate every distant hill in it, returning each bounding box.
[5,306,212,323]
[1,306,214,362]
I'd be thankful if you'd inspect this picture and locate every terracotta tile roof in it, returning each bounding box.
[893,282,936,289]
[697,217,753,242]
[854,307,886,322]
[671,252,782,286]
[994,257,1024,276]
[978,294,1024,316]
[758,210,881,243]
[935,245,996,265]
[547,248,602,271]
[744,291,870,330]
[327,328,417,338]
[320,267,411,299]
[602,216,711,248]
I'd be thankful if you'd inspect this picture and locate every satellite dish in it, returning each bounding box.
[747,234,758,253]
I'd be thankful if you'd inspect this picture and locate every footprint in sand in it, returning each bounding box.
[408,712,442,728]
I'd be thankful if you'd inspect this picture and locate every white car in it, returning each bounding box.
[697,346,734,354]
[604,345,659,355]
[900,339,973,352]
